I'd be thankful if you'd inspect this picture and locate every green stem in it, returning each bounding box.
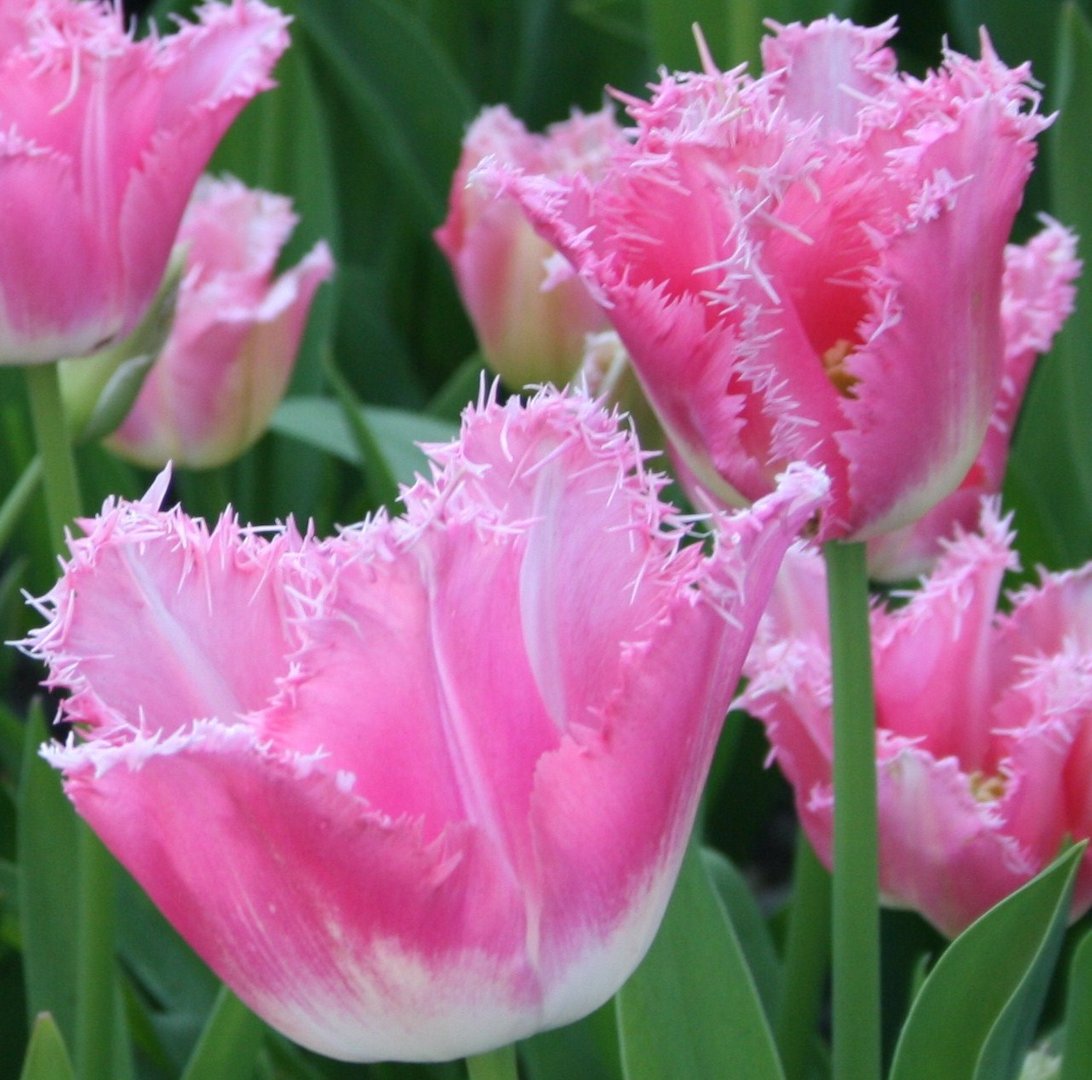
[24,363,81,541]
[823,539,880,1080]
[465,1044,520,1080]
[180,986,264,1080]
[24,361,117,1080]
[775,833,832,1080]
[0,455,42,552]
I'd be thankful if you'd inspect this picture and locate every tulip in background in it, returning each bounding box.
[106,176,334,469]
[867,221,1079,580]
[0,0,289,366]
[489,17,1055,541]
[740,501,1092,937]
[24,388,828,1062]
[435,105,624,389]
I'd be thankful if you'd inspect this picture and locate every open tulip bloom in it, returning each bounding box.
[741,501,1092,938]
[0,0,289,365]
[25,388,828,1062]
[487,16,1057,542]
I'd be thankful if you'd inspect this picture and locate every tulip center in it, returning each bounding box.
[821,339,859,397]
[969,770,1006,803]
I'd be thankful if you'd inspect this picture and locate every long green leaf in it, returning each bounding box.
[889,844,1084,1080]
[19,1013,75,1080]
[17,705,78,1044]
[616,840,784,1080]
[180,986,264,1080]
[1061,925,1092,1080]
[292,0,475,227]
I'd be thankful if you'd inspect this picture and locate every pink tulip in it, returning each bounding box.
[740,501,1092,937]
[487,17,1053,540]
[867,220,1079,580]
[435,105,624,388]
[25,388,827,1062]
[0,0,289,365]
[106,176,333,469]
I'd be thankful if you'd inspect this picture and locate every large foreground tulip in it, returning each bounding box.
[0,0,289,364]
[435,105,623,389]
[488,17,1052,540]
[26,389,827,1062]
[740,502,1092,937]
[107,176,334,469]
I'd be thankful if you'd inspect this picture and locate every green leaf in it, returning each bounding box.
[889,844,1084,1080]
[616,840,784,1080]
[180,987,264,1080]
[1061,925,1092,1080]
[17,705,78,1044]
[19,1014,75,1080]
[701,846,783,1023]
[292,0,475,228]
[1042,2,1092,556]
[271,397,457,489]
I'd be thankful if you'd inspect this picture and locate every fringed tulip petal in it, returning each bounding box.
[26,388,829,1061]
[742,500,1092,936]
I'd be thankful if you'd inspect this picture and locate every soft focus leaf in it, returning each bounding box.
[16,706,77,1043]
[701,846,783,1024]
[889,844,1084,1080]
[180,986,264,1080]
[1061,925,1092,1080]
[271,397,457,487]
[18,1013,74,1080]
[616,840,784,1080]
[292,0,474,227]
[1046,3,1092,539]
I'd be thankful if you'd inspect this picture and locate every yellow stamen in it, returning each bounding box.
[821,338,859,397]
[969,770,1006,803]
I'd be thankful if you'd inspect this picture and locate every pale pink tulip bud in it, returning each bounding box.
[741,500,1092,937]
[0,0,289,365]
[25,387,828,1062]
[435,105,624,388]
[105,176,333,469]
[487,17,1066,541]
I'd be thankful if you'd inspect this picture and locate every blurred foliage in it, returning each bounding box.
[4,0,1092,1077]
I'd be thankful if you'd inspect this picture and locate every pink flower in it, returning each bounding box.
[488,17,1053,540]
[25,388,827,1062]
[435,105,624,389]
[740,502,1092,937]
[867,221,1079,580]
[0,0,289,365]
[106,176,333,469]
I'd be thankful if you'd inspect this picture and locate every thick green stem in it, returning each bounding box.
[466,1044,520,1080]
[24,361,117,1080]
[775,833,831,1080]
[823,539,881,1080]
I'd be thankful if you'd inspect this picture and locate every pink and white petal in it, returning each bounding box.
[45,726,537,1063]
[839,95,1037,537]
[874,743,1034,937]
[24,484,303,740]
[871,502,1017,765]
